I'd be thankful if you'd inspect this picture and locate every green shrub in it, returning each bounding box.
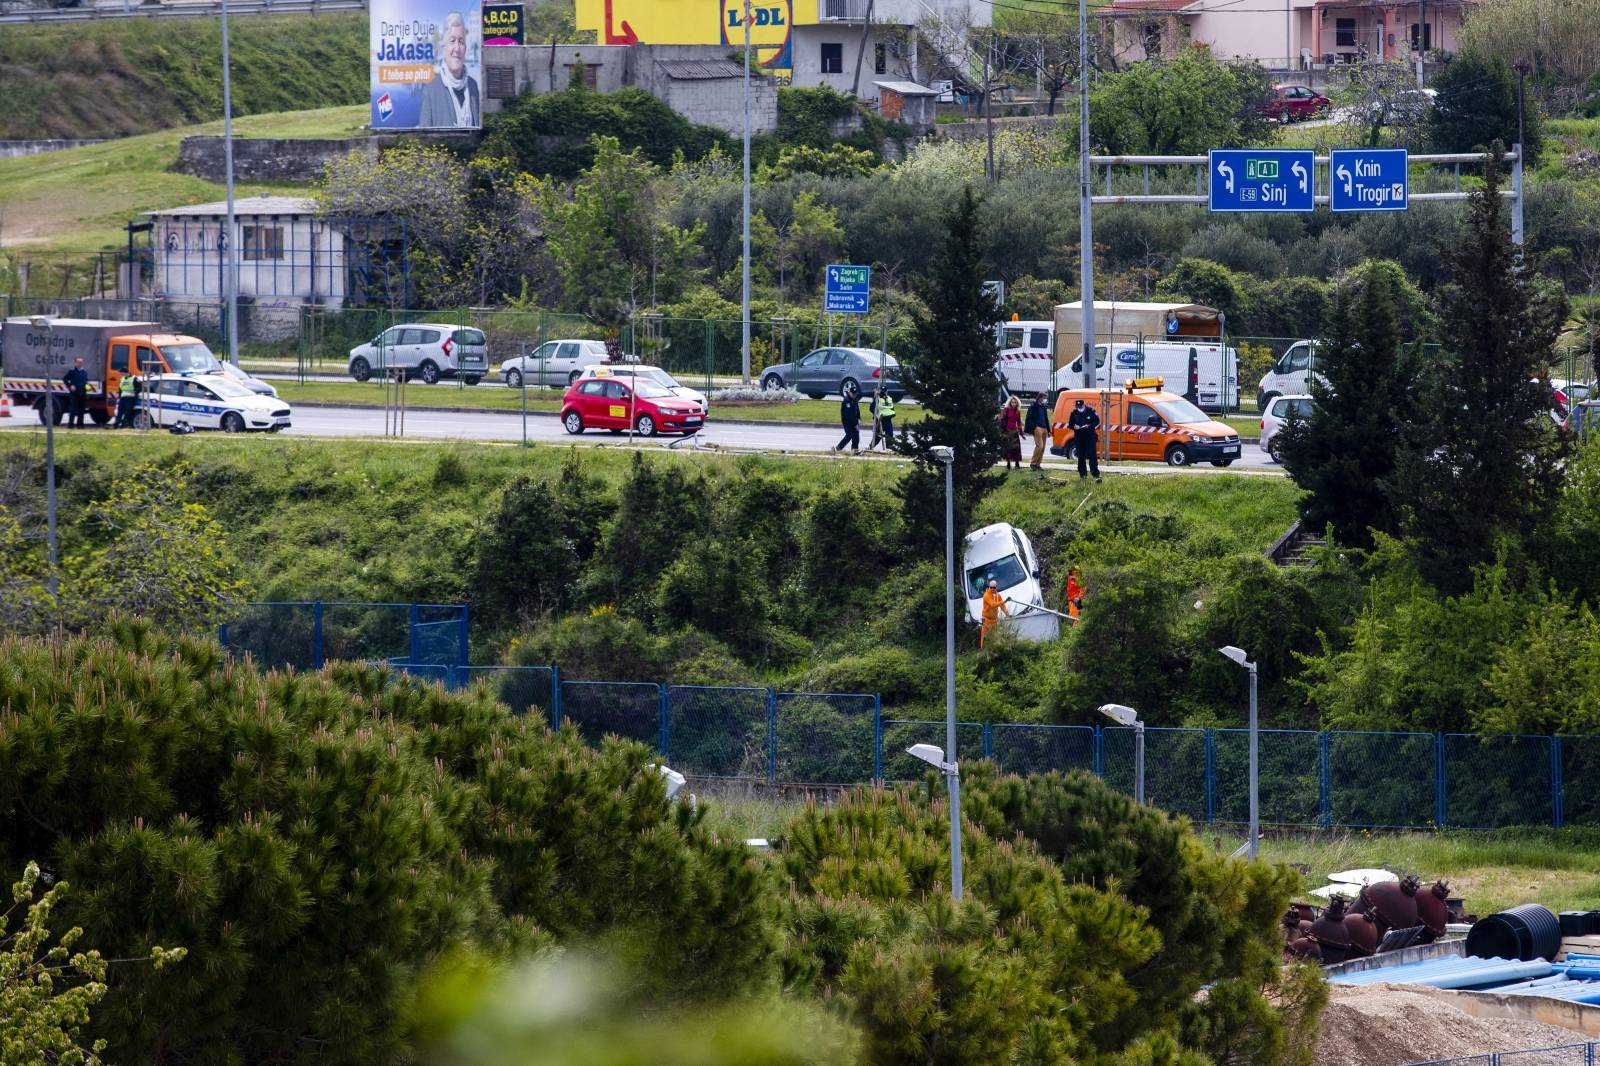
[482,87,730,179]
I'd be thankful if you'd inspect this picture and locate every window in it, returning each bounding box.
[1284,344,1312,372]
[111,344,130,373]
[563,63,599,88]
[1409,22,1431,50]
[824,350,848,365]
[556,342,579,360]
[135,346,156,371]
[1335,18,1356,47]
[1028,328,1050,349]
[1128,401,1161,427]
[241,225,284,261]
[820,43,843,74]
[417,330,441,346]
[603,381,631,401]
[381,327,404,346]
[797,351,824,367]
[874,42,886,74]
[529,342,557,360]
[453,329,486,346]
[485,64,517,99]
[578,380,606,396]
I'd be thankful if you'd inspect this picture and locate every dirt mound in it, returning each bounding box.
[1316,983,1593,1066]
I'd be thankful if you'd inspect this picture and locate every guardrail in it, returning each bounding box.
[1408,1042,1600,1065]
[0,0,364,23]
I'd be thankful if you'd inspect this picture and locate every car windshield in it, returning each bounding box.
[161,343,220,372]
[206,378,256,399]
[966,554,1027,599]
[1153,397,1208,424]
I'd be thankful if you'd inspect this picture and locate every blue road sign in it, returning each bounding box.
[1330,149,1408,212]
[825,263,871,314]
[1208,149,1314,213]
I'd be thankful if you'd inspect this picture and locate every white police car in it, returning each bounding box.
[134,373,292,432]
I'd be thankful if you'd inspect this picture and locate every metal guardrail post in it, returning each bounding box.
[408,603,419,664]
[767,689,778,785]
[1093,726,1103,776]
[458,604,470,670]
[1553,736,1564,829]
[1435,733,1447,828]
[873,707,884,782]
[312,601,325,670]
[982,723,993,759]
[218,622,230,650]
[1319,732,1332,829]
[1204,728,1215,825]
[659,684,670,757]
[550,666,562,729]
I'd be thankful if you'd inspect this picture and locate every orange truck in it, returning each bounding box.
[1,318,220,425]
[1051,378,1243,467]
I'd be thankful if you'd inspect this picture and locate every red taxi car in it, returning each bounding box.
[560,370,706,437]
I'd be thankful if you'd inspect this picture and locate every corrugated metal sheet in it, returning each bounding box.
[654,59,745,80]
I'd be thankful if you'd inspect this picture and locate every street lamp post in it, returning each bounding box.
[220,0,239,364]
[907,743,962,900]
[740,0,753,384]
[1098,703,1144,805]
[1077,0,1095,388]
[30,316,58,606]
[1219,645,1259,858]
[930,444,962,900]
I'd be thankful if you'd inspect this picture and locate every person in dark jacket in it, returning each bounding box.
[835,383,861,453]
[62,358,89,428]
[1067,398,1102,481]
[1024,393,1050,471]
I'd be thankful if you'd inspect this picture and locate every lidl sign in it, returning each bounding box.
[576,0,809,74]
[721,0,793,70]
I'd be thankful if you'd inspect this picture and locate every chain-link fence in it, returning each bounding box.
[1407,1044,1599,1065]
[218,601,468,672]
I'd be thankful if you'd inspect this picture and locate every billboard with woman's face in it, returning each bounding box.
[370,3,482,129]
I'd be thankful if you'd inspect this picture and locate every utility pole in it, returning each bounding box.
[221,0,239,364]
[983,32,995,183]
[1077,0,1095,386]
[740,0,753,383]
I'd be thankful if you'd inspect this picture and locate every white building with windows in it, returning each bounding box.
[146,196,351,307]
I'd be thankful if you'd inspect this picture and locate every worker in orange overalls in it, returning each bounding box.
[1066,567,1085,621]
[980,578,1009,647]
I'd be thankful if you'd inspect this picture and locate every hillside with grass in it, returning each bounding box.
[0,12,367,140]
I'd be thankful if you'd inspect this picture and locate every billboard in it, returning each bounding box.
[483,3,524,44]
[575,0,810,75]
[370,2,483,130]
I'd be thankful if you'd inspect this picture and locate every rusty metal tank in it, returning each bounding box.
[1287,936,1322,961]
[1416,880,1450,939]
[1364,876,1421,932]
[1343,909,1380,956]
[1309,897,1354,963]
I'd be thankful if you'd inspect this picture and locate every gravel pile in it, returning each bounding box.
[1315,983,1594,1066]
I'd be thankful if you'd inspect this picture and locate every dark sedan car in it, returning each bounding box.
[1262,83,1329,123]
[758,347,904,400]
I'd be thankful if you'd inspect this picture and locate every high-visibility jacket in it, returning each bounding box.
[877,394,895,419]
[981,588,1009,623]
[119,375,135,397]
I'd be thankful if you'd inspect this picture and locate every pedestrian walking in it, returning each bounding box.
[113,372,137,429]
[835,383,861,454]
[1025,393,1049,471]
[868,386,896,450]
[62,357,89,428]
[980,578,1010,648]
[1000,395,1023,470]
[1065,567,1085,621]
[1067,398,1102,481]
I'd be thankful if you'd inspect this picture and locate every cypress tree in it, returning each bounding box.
[1279,261,1420,547]
[897,186,1004,551]
[1389,144,1569,592]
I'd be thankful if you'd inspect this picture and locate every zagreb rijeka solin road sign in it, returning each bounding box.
[824,263,871,314]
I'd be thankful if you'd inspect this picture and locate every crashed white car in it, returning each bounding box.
[962,522,1059,642]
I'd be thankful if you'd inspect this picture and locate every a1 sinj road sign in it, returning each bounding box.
[1208,149,1315,213]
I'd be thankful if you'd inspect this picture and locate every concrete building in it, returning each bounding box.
[145,196,350,307]
[1101,0,1471,70]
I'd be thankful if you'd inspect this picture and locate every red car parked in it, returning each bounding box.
[1262,83,1329,123]
[560,370,706,437]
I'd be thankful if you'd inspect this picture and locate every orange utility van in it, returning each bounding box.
[1050,378,1243,467]
[1,318,220,425]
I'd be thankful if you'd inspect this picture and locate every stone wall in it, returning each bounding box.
[174,131,476,183]
[657,75,779,136]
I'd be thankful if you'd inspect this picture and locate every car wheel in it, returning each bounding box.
[636,414,657,437]
[221,412,245,433]
[350,356,372,383]
[37,397,63,426]
[132,411,153,430]
[568,369,583,386]
[418,360,441,385]
[563,410,584,434]
[505,368,523,389]
[462,375,482,387]
[1063,440,1078,460]
[1165,444,1191,467]
[840,376,859,397]
[1267,437,1283,463]
[1279,109,1292,124]
[762,374,784,391]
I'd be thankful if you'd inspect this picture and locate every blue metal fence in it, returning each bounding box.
[215,610,1599,828]
[1408,1043,1597,1065]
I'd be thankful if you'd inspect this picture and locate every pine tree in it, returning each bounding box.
[1389,144,1569,592]
[1279,261,1421,547]
[897,187,1004,550]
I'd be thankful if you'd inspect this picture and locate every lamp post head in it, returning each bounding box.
[930,445,955,464]
[906,743,957,774]
[656,764,687,800]
[1098,703,1141,728]
[1219,645,1254,669]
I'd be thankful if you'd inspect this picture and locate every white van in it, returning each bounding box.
[1052,341,1240,410]
[995,320,1055,396]
[1257,340,1319,410]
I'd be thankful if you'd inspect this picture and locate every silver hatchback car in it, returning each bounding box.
[348,323,489,385]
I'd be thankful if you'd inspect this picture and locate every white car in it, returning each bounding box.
[1260,393,1313,462]
[963,522,1058,642]
[347,323,489,385]
[590,365,708,409]
[135,373,291,432]
[208,360,278,398]
[499,339,611,388]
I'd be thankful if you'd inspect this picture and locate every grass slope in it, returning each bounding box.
[0,105,368,259]
[0,13,367,140]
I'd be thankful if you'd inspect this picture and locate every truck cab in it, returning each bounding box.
[2,318,219,425]
[1257,340,1318,410]
[995,320,1054,396]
